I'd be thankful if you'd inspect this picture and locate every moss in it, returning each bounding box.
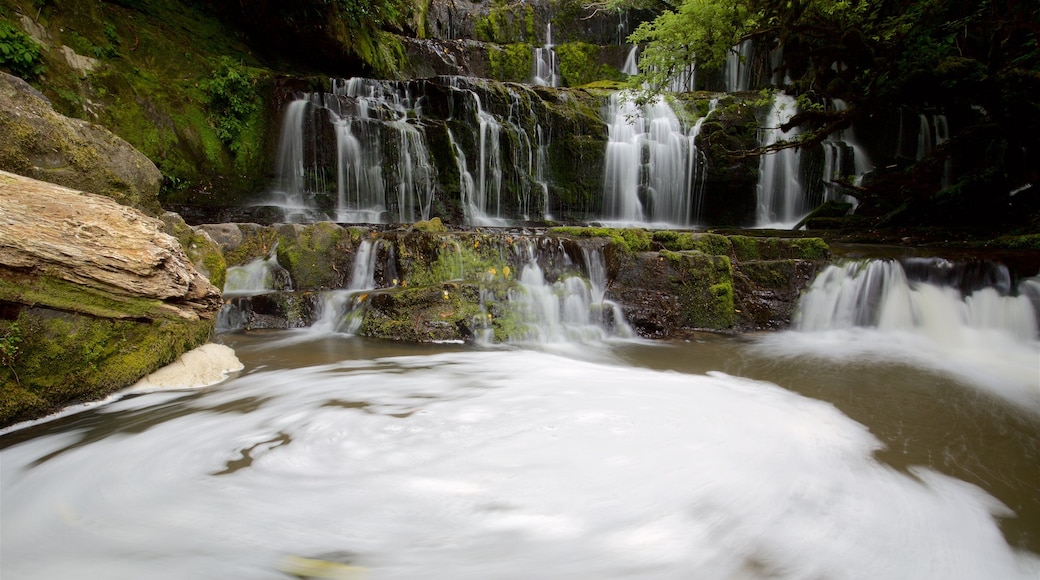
[691,233,732,256]
[985,234,1040,250]
[413,217,447,232]
[224,227,280,267]
[360,283,488,342]
[660,250,735,330]
[727,235,829,261]
[0,308,213,427]
[550,227,651,253]
[0,273,181,321]
[161,213,228,289]
[402,233,513,288]
[790,237,830,260]
[487,43,534,83]
[275,223,352,290]
[555,41,624,87]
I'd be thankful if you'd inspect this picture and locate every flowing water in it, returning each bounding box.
[3,253,1039,579]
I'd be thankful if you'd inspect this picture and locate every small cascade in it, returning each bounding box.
[756,93,805,227]
[445,78,545,225]
[602,91,702,226]
[622,45,639,76]
[532,23,559,87]
[689,98,717,224]
[309,238,384,335]
[222,246,292,297]
[725,39,754,93]
[816,99,872,209]
[496,241,632,343]
[786,257,1040,406]
[793,259,1038,340]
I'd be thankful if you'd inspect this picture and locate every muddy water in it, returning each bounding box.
[2,331,1037,580]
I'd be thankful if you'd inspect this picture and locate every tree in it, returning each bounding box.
[607,0,1040,227]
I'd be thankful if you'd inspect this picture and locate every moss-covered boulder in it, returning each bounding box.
[0,172,222,426]
[0,72,162,215]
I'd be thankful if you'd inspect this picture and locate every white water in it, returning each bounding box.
[532,23,559,87]
[265,98,327,222]
[622,45,639,76]
[725,39,754,92]
[4,345,1038,579]
[601,92,702,227]
[755,93,804,228]
[499,243,633,344]
[222,247,291,297]
[757,259,1040,410]
[306,239,383,337]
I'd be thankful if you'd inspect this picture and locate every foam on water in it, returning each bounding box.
[2,349,1037,579]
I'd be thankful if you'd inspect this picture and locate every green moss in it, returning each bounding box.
[161,213,228,289]
[726,235,829,261]
[275,223,352,290]
[413,217,448,232]
[0,274,180,321]
[403,233,513,287]
[550,227,651,253]
[555,41,624,87]
[487,43,534,83]
[360,283,488,342]
[224,227,280,267]
[790,237,830,260]
[660,250,735,330]
[0,308,213,427]
[986,234,1040,249]
[692,233,732,256]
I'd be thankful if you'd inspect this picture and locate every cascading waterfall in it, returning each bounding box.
[785,257,1040,406]
[332,79,436,223]
[817,99,872,209]
[445,78,547,225]
[308,238,383,335]
[689,99,717,224]
[602,91,702,226]
[222,246,292,297]
[532,23,559,87]
[267,79,437,223]
[495,241,633,343]
[756,93,804,227]
[267,97,328,222]
[622,45,639,76]
[217,246,294,331]
[725,39,754,92]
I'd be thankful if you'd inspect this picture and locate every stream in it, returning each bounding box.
[2,316,1038,578]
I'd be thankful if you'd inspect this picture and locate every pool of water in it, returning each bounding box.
[2,329,1037,579]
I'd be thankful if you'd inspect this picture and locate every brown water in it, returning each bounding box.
[1,331,1038,579]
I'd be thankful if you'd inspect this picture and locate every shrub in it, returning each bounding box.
[0,21,44,80]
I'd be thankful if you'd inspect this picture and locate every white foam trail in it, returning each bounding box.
[2,350,1036,579]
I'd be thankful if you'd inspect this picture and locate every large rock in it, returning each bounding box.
[0,72,163,215]
[0,171,222,427]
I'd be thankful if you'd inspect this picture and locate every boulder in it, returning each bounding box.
[0,72,162,215]
[0,171,222,427]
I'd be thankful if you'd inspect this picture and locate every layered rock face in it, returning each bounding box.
[0,171,222,426]
[0,72,163,216]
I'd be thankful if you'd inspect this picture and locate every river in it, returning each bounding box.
[2,312,1038,579]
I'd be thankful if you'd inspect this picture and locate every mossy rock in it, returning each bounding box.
[360,283,487,342]
[160,212,228,289]
[275,222,354,291]
[0,307,212,427]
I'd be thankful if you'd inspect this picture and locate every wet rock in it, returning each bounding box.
[0,72,162,215]
[0,172,222,426]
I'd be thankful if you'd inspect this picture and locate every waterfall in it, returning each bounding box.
[725,39,754,92]
[333,79,436,223]
[445,78,546,225]
[602,91,701,226]
[266,98,327,222]
[756,93,805,227]
[689,99,717,224]
[622,45,639,76]
[794,258,1039,340]
[532,23,559,87]
[222,246,292,297]
[307,239,383,335]
[817,99,871,208]
[493,241,633,344]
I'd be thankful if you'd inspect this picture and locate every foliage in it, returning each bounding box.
[487,43,533,83]
[556,41,624,86]
[0,321,22,385]
[612,0,1040,226]
[0,20,44,80]
[203,57,259,152]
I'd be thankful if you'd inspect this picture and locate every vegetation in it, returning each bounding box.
[606,0,1040,228]
[0,20,43,79]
